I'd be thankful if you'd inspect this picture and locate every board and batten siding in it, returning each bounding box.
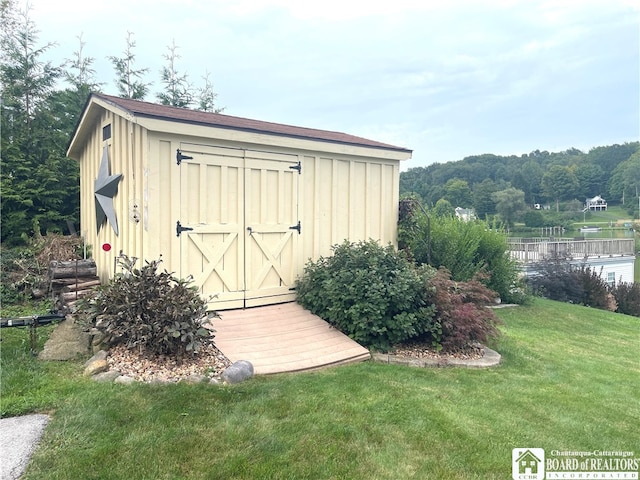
[302,155,398,261]
[77,110,147,280]
[146,135,401,297]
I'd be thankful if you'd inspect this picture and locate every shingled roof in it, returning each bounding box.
[92,93,411,152]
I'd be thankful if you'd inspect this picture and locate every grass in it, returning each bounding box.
[580,205,634,225]
[1,298,638,479]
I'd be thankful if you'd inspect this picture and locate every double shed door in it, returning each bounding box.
[178,144,301,309]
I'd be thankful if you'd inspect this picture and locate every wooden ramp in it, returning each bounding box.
[212,303,371,375]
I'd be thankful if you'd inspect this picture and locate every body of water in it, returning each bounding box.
[575,228,636,239]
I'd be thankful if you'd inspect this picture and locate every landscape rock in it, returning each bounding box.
[149,377,174,385]
[90,330,109,353]
[92,370,121,382]
[38,317,91,361]
[221,360,254,384]
[180,374,208,384]
[114,375,136,385]
[83,358,108,377]
[84,350,108,367]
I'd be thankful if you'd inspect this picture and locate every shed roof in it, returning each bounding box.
[68,93,412,158]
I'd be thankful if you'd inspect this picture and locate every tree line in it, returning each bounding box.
[400,143,640,226]
[0,1,223,244]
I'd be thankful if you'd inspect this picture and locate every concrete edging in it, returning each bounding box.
[371,347,501,369]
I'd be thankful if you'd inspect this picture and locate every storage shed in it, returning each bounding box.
[67,93,412,309]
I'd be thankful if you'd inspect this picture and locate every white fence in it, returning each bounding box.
[508,238,636,264]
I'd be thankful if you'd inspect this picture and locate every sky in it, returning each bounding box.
[23,0,640,169]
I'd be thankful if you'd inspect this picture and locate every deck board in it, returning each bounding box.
[212,302,370,374]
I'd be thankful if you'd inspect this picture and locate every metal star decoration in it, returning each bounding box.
[94,145,123,235]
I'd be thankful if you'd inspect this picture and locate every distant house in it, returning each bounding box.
[454,207,475,222]
[585,195,607,211]
[533,203,551,210]
[516,450,541,475]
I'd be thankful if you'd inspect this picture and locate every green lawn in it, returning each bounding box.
[2,299,639,479]
[577,205,635,225]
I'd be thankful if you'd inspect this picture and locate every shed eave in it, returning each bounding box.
[68,93,413,161]
[136,115,413,161]
[67,95,135,160]
[135,113,412,154]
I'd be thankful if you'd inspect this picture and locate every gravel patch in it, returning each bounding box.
[106,340,232,383]
[105,339,487,381]
[390,340,485,361]
[374,340,501,368]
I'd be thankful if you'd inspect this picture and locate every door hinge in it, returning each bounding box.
[289,161,301,174]
[176,221,194,237]
[176,149,193,165]
[289,221,301,234]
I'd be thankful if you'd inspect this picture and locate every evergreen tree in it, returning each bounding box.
[64,34,101,94]
[108,31,150,100]
[197,70,224,113]
[0,1,72,243]
[574,162,605,198]
[59,33,102,126]
[157,39,193,108]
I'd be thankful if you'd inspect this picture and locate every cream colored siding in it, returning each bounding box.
[146,139,174,265]
[76,111,147,280]
[178,144,245,308]
[301,155,399,261]
[69,95,410,308]
[244,151,299,307]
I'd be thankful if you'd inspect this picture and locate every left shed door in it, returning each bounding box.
[178,145,245,310]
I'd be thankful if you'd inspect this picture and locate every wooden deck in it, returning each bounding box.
[508,238,635,263]
[212,302,371,375]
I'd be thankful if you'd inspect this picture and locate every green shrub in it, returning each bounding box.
[81,255,217,358]
[398,198,525,303]
[296,240,437,351]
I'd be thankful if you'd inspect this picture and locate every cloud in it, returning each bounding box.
[23,0,640,167]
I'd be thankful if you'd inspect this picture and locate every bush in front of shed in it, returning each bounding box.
[81,254,217,359]
[296,240,438,351]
